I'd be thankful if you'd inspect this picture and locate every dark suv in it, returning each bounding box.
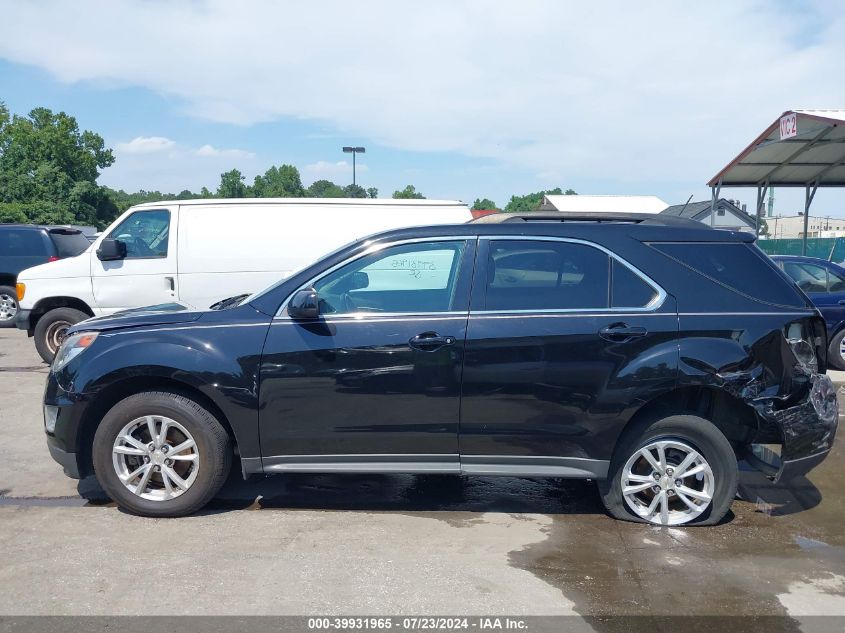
[0,225,90,328]
[43,213,838,525]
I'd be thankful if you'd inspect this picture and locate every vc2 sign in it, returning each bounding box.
[780,113,797,140]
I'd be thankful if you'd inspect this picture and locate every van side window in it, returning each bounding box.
[313,241,467,315]
[483,240,610,310]
[107,210,170,259]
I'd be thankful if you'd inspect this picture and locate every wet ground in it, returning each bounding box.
[1,329,843,624]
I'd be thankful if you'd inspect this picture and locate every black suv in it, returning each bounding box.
[0,225,90,328]
[43,214,838,525]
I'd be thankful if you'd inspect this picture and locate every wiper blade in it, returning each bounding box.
[209,293,250,310]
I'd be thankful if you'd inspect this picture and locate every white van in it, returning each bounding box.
[16,198,472,361]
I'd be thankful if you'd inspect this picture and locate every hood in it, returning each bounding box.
[69,302,203,334]
[17,250,91,280]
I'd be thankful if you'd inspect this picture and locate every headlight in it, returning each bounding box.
[52,331,99,372]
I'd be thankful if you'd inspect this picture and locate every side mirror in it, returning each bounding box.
[96,238,127,261]
[288,288,320,320]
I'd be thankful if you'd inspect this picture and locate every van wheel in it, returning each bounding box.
[92,392,232,517]
[0,286,18,328]
[599,415,737,526]
[827,329,845,371]
[33,307,88,363]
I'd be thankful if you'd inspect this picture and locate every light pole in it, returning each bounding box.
[342,146,366,186]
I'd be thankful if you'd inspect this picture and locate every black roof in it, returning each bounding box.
[0,224,82,234]
[661,199,757,228]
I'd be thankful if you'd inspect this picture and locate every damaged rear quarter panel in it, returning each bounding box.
[677,313,838,464]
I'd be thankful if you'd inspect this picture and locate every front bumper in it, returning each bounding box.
[15,308,31,331]
[43,370,92,480]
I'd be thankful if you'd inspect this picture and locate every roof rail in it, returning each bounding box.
[471,212,704,228]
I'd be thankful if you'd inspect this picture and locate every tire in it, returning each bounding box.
[599,415,737,526]
[0,285,19,329]
[33,307,88,363]
[92,391,232,517]
[827,329,845,371]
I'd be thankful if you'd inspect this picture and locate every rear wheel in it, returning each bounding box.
[599,415,737,526]
[0,286,18,328]
[33,307,88,363]
[827,329,845,371]
[92,392,231,517]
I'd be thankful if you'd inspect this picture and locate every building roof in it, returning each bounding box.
[661,199,757,228]
[133,198,467,208]
[709,109,845,187]
[541,194,669,214]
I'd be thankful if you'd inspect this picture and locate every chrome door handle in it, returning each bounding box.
[409,332,456,351]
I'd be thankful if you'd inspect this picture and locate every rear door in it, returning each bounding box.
[91,207,178,313]
[459,237,679,476]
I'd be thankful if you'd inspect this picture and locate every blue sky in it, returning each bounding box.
[1,0,844,215]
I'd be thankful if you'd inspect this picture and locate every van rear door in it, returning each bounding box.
[91,207,178,313]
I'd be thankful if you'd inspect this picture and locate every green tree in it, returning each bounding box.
[0,101,115,226]
[217,169,248,198]
[392,185,425,199]
[472,197,498,210]
[343,184,368,198]
[306,179,345,197]
[200,186,213,198]
[252,164,304,198]
[504,187,576,213]
[366,187,378,199]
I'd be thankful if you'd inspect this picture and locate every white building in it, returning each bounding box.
[540,194,669,214]
[766,215,845,239]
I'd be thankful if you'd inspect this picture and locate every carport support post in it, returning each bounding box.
[710,181,722,229]
[802,182,819,256]
[755,183,769,238]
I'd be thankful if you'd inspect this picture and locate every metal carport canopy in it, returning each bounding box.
[707,109,845,254]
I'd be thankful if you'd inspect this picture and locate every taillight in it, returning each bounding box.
[47,256,59,262]
[786,320,823,373]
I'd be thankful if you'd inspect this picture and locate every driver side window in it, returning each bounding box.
[313,240,467,315]
[107,210,171,259]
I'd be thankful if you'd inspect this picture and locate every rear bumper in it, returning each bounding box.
[15,308,31,331]
[777,450,830,483]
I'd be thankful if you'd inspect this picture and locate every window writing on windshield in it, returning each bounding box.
[108,210,170,259]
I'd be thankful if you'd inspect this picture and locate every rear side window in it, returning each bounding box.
[781,261,845,294]
[49,232,90,258]
[483,240,610,310]
[0,230,48,256]
[612,259,658,308]
[652,242,806,307]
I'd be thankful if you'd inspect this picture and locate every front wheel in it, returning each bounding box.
[92,392,232,517]
[33,307,89,363]
[599,415,737,526]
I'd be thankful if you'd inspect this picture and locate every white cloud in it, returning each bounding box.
[2,0,844,205]
[107,137,260,192]
[194,144,255,159]
[303,160,367,179]
[115,136,175,154]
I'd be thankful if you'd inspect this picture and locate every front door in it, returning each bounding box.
[258,238,475,472]
[91,208,177,313]
[459,237,679,476]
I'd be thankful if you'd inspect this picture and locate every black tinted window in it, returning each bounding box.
[0,229,47,256]
[612,259,658,308]
[653,243,806,307]
[484,240,609,310]
[50,232,90,257]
